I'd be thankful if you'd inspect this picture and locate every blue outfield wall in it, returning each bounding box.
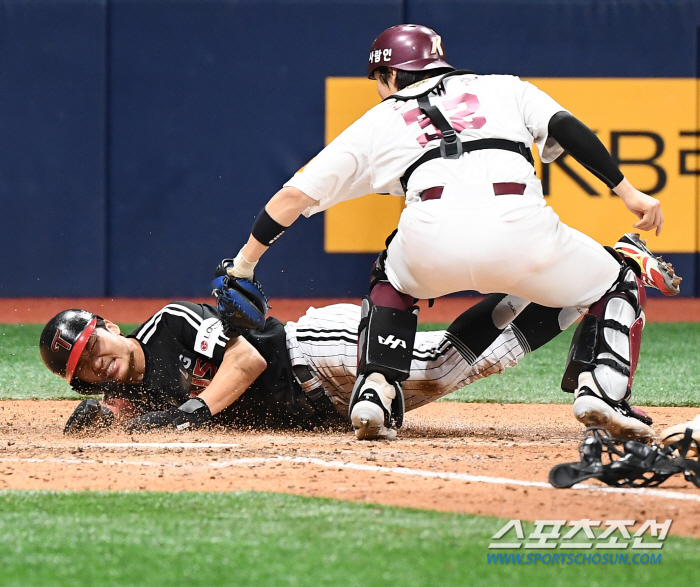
[0,0,699,298]
[0,0,106,297]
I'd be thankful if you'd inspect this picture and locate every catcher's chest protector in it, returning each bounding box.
[390,71,534,193]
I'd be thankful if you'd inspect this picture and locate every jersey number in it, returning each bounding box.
[191,358,218,392]
[401,93,486,147]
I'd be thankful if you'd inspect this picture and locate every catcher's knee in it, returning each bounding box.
[561,266,645,402]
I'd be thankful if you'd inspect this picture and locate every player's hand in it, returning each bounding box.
[614,179,664,236]
[123,397,212,432]
[64,399,115,435]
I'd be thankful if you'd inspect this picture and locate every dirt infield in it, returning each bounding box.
[2,400,700,537]
[3,298,699,537]
[3,296,700,324]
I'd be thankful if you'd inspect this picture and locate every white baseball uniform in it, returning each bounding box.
[285,74,619,309]
[284,303,526,415]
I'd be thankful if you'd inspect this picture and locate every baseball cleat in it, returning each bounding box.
[350,389,397,441]
[660,414,700,455]
[614,233,682,296]
[573,390,655,442]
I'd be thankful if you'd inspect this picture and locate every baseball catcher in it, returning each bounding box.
[218,23,672,444]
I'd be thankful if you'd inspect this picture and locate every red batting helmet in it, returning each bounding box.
[40,309,103,383]
[367,24,454,79]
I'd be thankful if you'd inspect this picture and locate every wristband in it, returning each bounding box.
[251,207,287,246]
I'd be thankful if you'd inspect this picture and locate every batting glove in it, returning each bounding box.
[124,397,213,433]
[64,399,115,435]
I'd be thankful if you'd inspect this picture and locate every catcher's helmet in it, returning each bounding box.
[40,310,103,383]
[367,24,454,79]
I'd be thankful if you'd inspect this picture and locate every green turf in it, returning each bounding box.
[420,322,700,407]
[2,322,699,406]
[0,323,139,400]
[0,490,695,587]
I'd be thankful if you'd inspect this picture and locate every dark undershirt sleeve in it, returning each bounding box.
[547,111,624,189]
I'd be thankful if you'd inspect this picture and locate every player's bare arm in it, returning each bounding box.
[196,335,267,415]
[123,334,268,432]
[230,186,317,278]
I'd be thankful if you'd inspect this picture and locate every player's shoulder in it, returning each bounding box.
[130,301,219,339]
[472,73,525,87]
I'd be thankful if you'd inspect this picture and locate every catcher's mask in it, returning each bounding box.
[549,427,700,489]
[40,310,105,383]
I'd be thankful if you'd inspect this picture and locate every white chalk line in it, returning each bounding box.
[5,442,241,450]
[0,454,699,503]
[84,442,241,449]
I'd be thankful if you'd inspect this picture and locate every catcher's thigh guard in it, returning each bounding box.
[562,266,646,402]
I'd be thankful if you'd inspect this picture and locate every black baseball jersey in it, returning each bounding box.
[72,301,325,428]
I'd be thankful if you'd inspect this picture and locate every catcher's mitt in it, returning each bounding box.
[212,259,268,334]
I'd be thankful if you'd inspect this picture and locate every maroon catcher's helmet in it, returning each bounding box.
[367,24,454,79]
[40,309,103,383]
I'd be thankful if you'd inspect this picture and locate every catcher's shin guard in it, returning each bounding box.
[349,296,417,438]
[357,295,418,383]
[562,266,646,400]
[562,266,653,440]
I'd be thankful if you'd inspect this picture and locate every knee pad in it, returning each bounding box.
[357,296,418,382]
[561,267,645,402]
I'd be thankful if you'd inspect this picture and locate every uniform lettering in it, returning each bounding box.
[402,93,485,148]
[193,358,217,379]
[442,93,486,132]
[611,131,666,195]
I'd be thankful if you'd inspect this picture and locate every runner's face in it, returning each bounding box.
[74,327,133,384]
